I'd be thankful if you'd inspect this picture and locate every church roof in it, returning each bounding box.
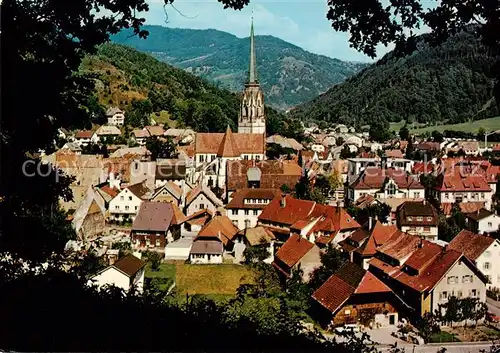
[248,17,258,84]
[195,132,265,155]
[217,126,241,157]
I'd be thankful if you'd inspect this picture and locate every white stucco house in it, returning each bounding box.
[226,188,280,230]
[109,182,151,222]
[106,107,125,126]
[449,230,500,290]
[465,209,500,234]
[184,183,223,217]
[89,253,146,293]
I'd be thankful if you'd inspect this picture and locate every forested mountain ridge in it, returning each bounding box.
[80,43,291,136]
[111,25,368,110]
[290,29,499,127]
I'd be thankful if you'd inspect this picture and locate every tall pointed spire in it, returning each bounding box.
[248,17,257,84]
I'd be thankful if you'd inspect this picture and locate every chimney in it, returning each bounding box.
[280,193,286,208]
[477,209,480,215]
[423,199,426,205]
[418,236,424,249]
[381,154,388,170]
[368,216,373,231]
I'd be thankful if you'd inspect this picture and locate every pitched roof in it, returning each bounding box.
[132,202,174,232]
[217,126,241,157]
[448,230,496,261]
[226,188,281,209]
[226,160,302,191]
[185,184,223,207]
[190,239,224,254]
[465,208,494,222]
[376,231,421,262]
[156,162,187,180]
[145,126,164,137]
[397,201,438,227]
[170,202,187,225]
[195,131,265,155]
[132,129,150,138]
[96,125,121,136]
[441,202,486,216]
[355,221,400,257]
[370,235,490,293]
[197,215,239,246]
[258,195,316,226]
[106,107,123,116]
[434,169,491,192]
[350,167,423,190]
[76,130,94,139]
[274,234,315,268]
[241,226,275,246]
[112,254,146,277]
[126,182,151,200]
[312,262,391,313]
[152,181,182,201]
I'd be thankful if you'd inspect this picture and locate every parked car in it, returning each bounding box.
[487,312,500,323]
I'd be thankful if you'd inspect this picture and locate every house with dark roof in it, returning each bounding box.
[226,188,281,230]
[258,195,360,247]
[189,214,239,264]
[339,220,402,269]
[272,234,321,281]
[396,200,439,241]
[131,202,183,250]
[449,230,500,289]
[109,181,152,222]
[155,161,187,188]
[90,253,146,293]
[369,232,489,319]
[464,208,500,235]
[311,262,398,328]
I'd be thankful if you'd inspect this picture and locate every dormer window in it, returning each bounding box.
[417,217,423,221]
[427,217,432,221]
[407,216,413,221]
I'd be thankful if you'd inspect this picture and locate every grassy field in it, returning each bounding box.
[389,116,500,134]
[145,263,176,290]
[175,263,255,296]
[429,330,460,343]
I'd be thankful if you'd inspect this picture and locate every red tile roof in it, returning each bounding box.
[226,188,281,210]
[217,126,241,157]
[195,130,265,155]
[197,215,239,247]
[434,170,491,192]
[441,202,485,216]
[376,231,421,262]
[355,221,400,257]
[412,162,435,175]
[312,262,391,313]
[259,195,316,226]
[350,167,423,190]
[274,234,314,268]
[226,160,302,191]
[76,130,94,139]
[448,230,496,261]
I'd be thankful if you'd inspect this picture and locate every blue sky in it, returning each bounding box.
[144,0,398,62]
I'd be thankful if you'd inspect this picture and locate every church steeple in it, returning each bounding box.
[248,17,257,84]
[238,18,266,135]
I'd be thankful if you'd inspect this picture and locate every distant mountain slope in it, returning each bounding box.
[290,29,499,127]
[80,43,288,135]
[111,25,368,110]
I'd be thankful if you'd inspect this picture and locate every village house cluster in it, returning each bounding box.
[39,20,500,334]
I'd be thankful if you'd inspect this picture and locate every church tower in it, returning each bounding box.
[238,18,266,134]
